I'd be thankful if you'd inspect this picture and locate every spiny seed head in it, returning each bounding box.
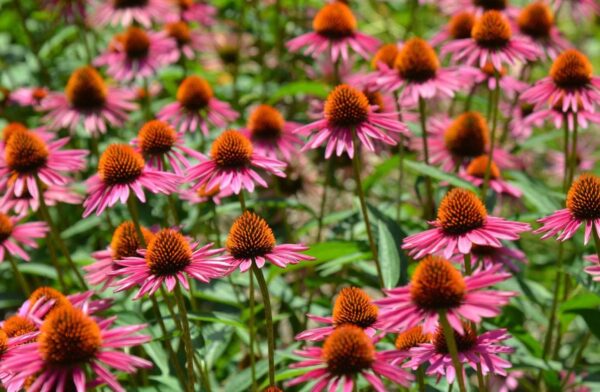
[39,306,101,365]
[467,155,500,179]
[247,105,285,140]
[210,130,253,168]
[123,26,151,59]
[111,221,154,261]
[473,0,507,10]
[448,12,476,40]
[410,256,466,310]
[363,89,385,113]
[138,120,177,155]
[2,122,28,143]
[145,229,192,276]
[332,287,378,329]
[438,188,488,235]
[226,211,276,260]
[518,2,554,39]
[395,326,431,351]
[322,325,375,376]
[2,315,36,338]
[113,0,148,8]
[65,66,107,110]
[312,2,357,39]
[324,84,370,128]
[0,213,13,242]
[444,112,490,158]
[177,76,214,111]
[472,11,512,48]
[566,174,600,220]
[394,38,439,82]
[29,287,70,318]
[371,44,400,70]
[98,144,145,185]
[166,21,191,46]
[550,50,593,89]
[481,62,506,77]
[433,322,477,353]
[0,330,7,355]
[5,130,49,174]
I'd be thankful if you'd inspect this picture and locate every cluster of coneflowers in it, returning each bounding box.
[0,0,599,391]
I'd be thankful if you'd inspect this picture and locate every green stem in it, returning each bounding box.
[252,264,276,387]
[394,91,406,222]
[416,366,426,392]
[418,97,435,220]
[464,253,472,276]
[248,271,257,390]
[562,117,571,192]
[238,191,247,212]
[174,284,197,391]
[560,332,591,390]
[6,252,31,296]
[476,362,486,391]
[351,131,384,288]
[46,240,66,290]
[438,311,467,392]
[35,175,87,289]
[567,116,579,189]
[316,159,333,242]
[127,196,147,248]
[142,78,152,121]
[594,230,600,263]
[150,296,187,390]
[541,243,564,360]
[481,75,501,200]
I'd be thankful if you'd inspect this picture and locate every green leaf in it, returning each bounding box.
[403,160,477,191]
[378,219,400,289]
[18,263,57,279]
[562,308,600,339]
[268,81,329,104]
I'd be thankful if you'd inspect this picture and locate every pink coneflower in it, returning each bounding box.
[374,256,513,334]
[505,102,534,141]
[377,38,476,103]
[452,243,527,272]
[521,49,600,113]
[442,11,539,71]
[93,0,172,27]
[132,120,204,175]
[488,370,525,392]
[157,75,238,135]
[0,305,151,392]
[240,104,302,160]
[472,63,529,96]
[224,211,313,272]
[287,325,413,391]
[82,144,180,217]
[286,2,379,63]
[582,254,599,279]
[84,221,154,290]
[346,43,399,89]
[431,11,475,46]
[180,184,233,205]
[41,66,136,136]
[186,130,286,194]
[439,0,520,18]
[295,84,409,158]
[0,213,47,262]
[9,87,49,108]
[0,183,82,216]
[516,2,569,59]
[459,155,522,198]
[296,287,378,341]
[402,188,530,259]
[405,323,514,383]
[169,0,216,25]
[556,0,600,20]
[15,287,111,323]
[535,173,600,244]
[523,101,600,133]
[112,228,229,299]
[95,27,178,81]
[0,129,87,199]
[164,21,207,60]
